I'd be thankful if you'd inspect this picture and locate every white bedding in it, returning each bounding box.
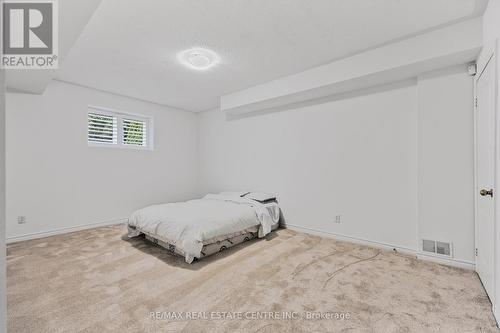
[127,194,279,263]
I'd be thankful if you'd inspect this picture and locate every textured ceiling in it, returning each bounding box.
[55,0,488,111]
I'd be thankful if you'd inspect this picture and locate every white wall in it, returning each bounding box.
[199,82,419,252]
[198,66,474,266]
[481,0,500,323]
[6,80,198,240]
[480,0,499,67]
[417,66,475,264]
[0,68,7,333]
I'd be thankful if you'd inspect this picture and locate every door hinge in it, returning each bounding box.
[475,98,478,108]
[475,248,478,256]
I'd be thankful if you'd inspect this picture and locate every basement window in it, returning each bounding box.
[87,106,153,150]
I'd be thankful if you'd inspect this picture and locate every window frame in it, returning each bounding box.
[87,105,154,151]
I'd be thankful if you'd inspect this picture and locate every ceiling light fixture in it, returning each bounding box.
[178,48,220,71]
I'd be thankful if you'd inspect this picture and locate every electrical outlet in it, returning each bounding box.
[17,216,26,224]
[335,215,341,224]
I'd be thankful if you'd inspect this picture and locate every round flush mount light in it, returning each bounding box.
[178,48,220,71]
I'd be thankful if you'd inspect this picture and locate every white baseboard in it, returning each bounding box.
[285,223,416,256]
[493,305,500,328]
[284,223,475,270]
[6,218,128,244]
[415,252,475,270]
[7,220,476,270]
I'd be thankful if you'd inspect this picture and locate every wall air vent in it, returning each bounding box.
[422,239,452,257]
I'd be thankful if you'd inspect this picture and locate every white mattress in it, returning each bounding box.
[128,194,280,263]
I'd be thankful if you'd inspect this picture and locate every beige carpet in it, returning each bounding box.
[7,224,499,333]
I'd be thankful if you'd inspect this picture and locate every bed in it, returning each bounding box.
[127,193,280,263]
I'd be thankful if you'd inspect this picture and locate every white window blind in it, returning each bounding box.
[87,107,153,150]
[123,118,147,147]
[88,113,118,144]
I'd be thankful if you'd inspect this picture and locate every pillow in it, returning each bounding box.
[219,191,250,198]
[244,192,276,202]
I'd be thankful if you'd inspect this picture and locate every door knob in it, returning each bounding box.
[480,189,494,197]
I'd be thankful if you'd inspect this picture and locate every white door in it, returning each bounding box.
[476,53,496,300]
